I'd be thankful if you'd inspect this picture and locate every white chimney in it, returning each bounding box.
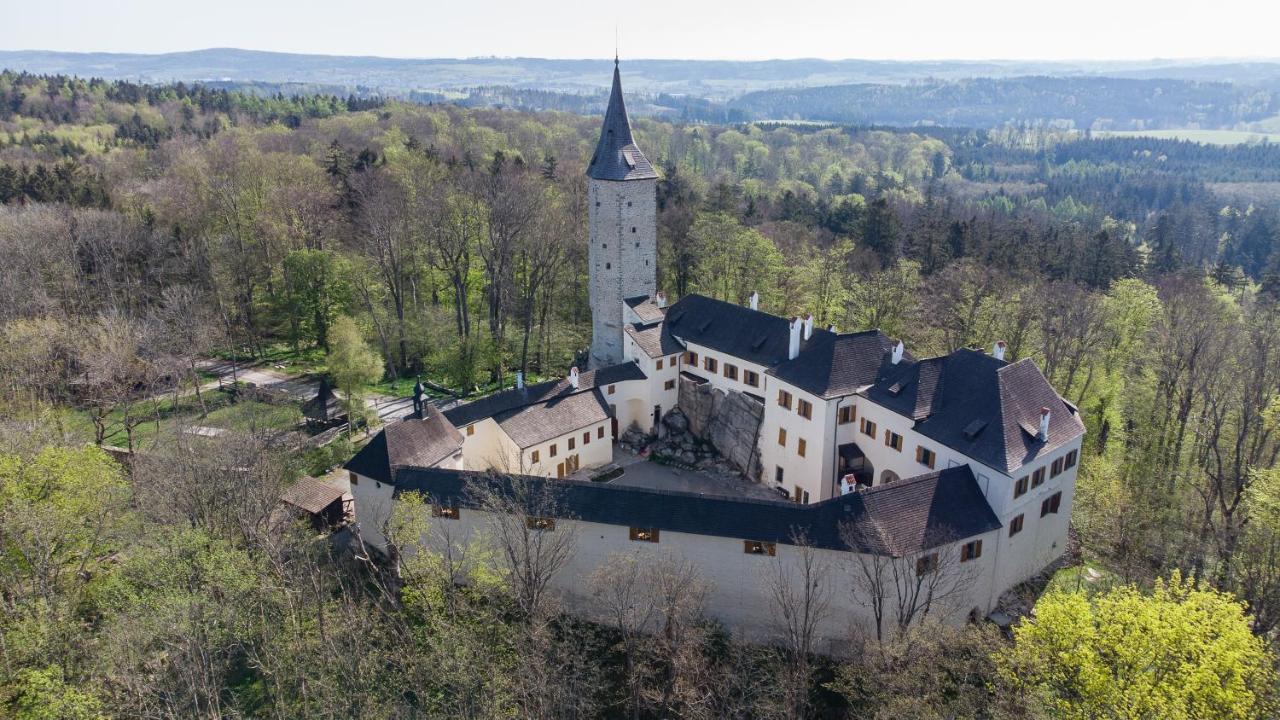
[993,340,1007,361]
[788,317,802,360]
[654,291,667,308]
[891,340,904,365]
[748,291,760,311]
[802,314,814,341]
[569,367,579,390]
[1038,407,1051,441]
[516,371,524,390]
[827,324,837,333]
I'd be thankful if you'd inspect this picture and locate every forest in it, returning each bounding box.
[1,69,1279,718]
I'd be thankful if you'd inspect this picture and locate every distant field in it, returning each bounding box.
[1097,129,1280,145]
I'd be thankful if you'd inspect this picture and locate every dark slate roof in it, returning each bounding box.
[865,348,1085,475]
[388,464,998,556]
[586,61,658,181]
[302,377,342,421]
[768,330,905,399]
[663,294,834,368]
[442,362,647,428]
[624,294,666,324]
[625,321,684,358]
[343,406,464,484]
[496,389,611,447]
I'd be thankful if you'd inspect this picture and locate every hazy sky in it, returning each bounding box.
[4,0,1278,61]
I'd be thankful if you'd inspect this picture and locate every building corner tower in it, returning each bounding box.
[587,59,658,368]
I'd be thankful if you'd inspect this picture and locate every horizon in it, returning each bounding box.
[5,46,1280,65]
[6,0,1280,63]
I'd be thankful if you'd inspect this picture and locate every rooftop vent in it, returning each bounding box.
[888,382,904,396]
[751,335,768,351]
[697,318,712,333]
[962,418,988,441]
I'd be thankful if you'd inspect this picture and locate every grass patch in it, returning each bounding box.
[1044,553,1123,595]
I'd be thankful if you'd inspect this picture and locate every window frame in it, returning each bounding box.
[837,406,855,425]
[629,527,660,543]
[916,553,940,576]
[797,438,807,457]
[796,398,813,420]
[1014,475,1029,498]
[778,389,793,410]
[885,430,903,451]
[777,427,787,446]
[916,445,936,469]
[744,540,777,556]
[432,504,461,520]
[1031,467,1046,488]
[744,370,760,387]
[1009,513,1024,537]
[960,539,983,562]
[526,516,557,531]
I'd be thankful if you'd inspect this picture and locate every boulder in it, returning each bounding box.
[662,408,689,434]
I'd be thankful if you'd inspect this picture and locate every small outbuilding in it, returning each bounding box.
[280,476,352,530]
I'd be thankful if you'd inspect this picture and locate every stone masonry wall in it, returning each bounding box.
[677,374,764,479]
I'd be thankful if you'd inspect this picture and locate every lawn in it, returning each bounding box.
[1096,129,1280,146]
[73,393,302,449]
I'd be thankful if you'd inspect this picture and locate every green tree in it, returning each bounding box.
[326,316,382,434]
[1002,573,1275,720]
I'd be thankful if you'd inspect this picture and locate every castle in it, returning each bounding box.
[344,61,1085,646]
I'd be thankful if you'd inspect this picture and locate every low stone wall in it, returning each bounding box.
[677,374,764,479]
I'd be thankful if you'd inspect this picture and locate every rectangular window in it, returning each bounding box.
[466,424,475,436]
[744,370,760,387]
[916,553,939,576]
[629,527,660,543]
[802,490,810,504]
[1064,449,1078,470]
[775,466,784,484]
[1041,491,1062,517]
[550,443,557,458]
[583,431,591,445]
[916,446,936,469]
[671,355,679,367]
[778,390,792,409]
[1051,457,1064,478]
[777,427,787,446]
[568,437,576,451]
[861,418,877,438]
[1009,514,1025,537]
[532,450,540,463]
[608,384,616,395]
[838,406,855,425]
[664,379,676,390]
[656,359,663,370]
[349,471,358,486]
[704,357,718,373]
[685,351,698,366]
[724,364,738,381]
[885,430,903,451]
[526,516,556,531]
[960,539,983,562]
[744,540,777,556]
[1014,475,1029,498]
[797,399,813,419]
[797,438,807,457]
[432,504,460,520]
[1031,467,1046,488]
[793,485,804,503]
[598,426,605,439]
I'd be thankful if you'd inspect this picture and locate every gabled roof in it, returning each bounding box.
[281,476,345,514]
[663,294,834,368]
[865,348,1085,475]
[390,464,999,556]
[624,294,666,324]
[625,321,683,358]
[586,61,658,182]
[442,362,646,428]
[344,406,464,484]
[768,330,904,399]
[495,389,610,448]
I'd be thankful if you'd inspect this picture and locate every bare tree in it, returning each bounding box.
[842,524,979,644]
[475,474,576,620]
[761,531,835,720]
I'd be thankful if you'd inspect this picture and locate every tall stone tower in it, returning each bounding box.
[587,59,658,368]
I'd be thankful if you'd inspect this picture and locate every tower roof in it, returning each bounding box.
[587,60,658,181]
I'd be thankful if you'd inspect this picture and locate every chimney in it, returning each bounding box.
[993,340,1007,361]
[748,291,759,311]
[827,324,837,333]
[788,317,802,360]
[891,340,904,365]
[802,314,814,341]
[654,291,667,308]
[569,367,579,390]
[516,371,525,390]
[1038,407,1051,441]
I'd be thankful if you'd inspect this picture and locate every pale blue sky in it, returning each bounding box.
[3,0,1277,61]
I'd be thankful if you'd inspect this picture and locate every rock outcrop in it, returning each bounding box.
[677,375,764,479]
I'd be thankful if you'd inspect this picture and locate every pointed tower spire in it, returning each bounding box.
[587,60,657,181]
